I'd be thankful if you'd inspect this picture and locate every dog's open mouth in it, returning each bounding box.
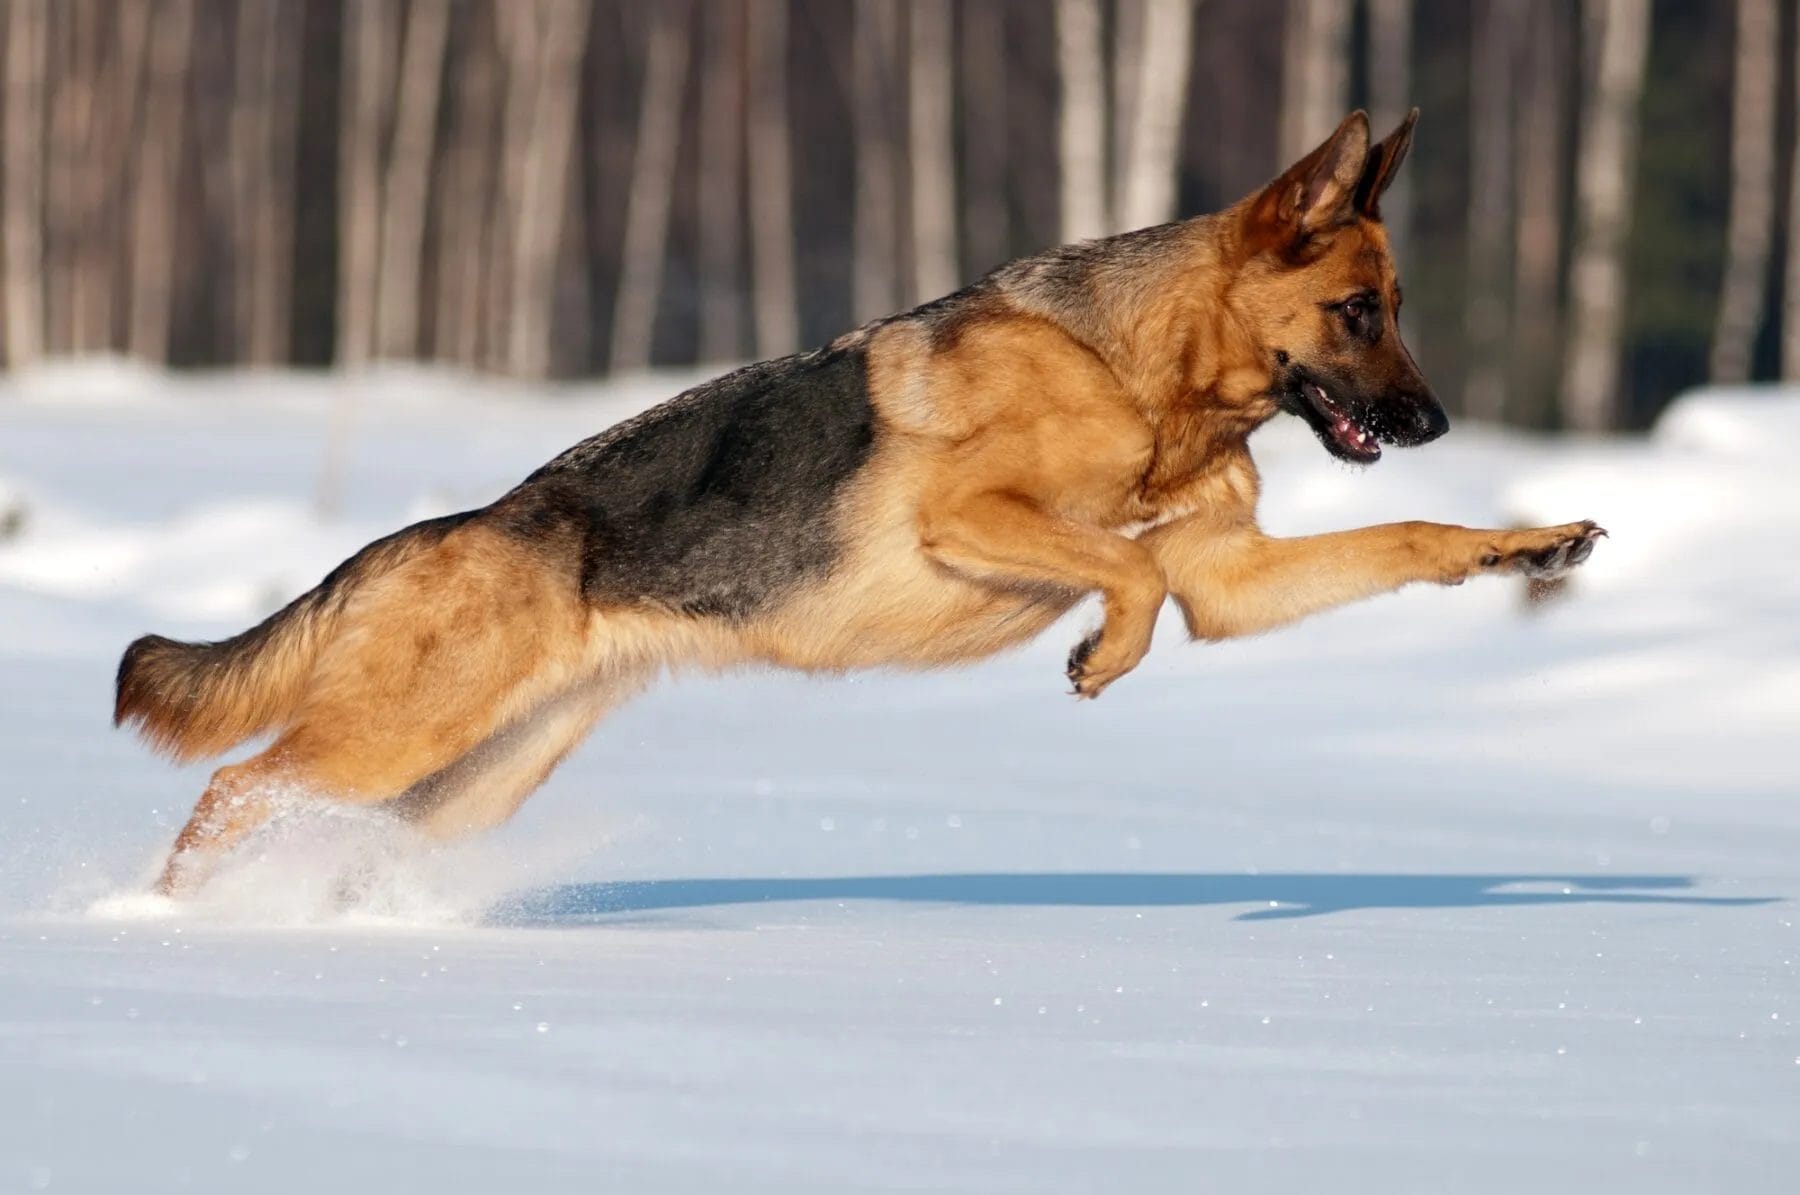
[1303,381,1381,463]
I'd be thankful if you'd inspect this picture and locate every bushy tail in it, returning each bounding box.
[114,513,475,763]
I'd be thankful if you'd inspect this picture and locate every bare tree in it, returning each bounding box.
[374,0,450,361]
[1464,0,1518,423]
[47,2,142,354]
[1560,0,1651,432]
[1116,0,1197,230]
[1711,0,1777,383]
[231,0,301,365]
[1056,0,1108,242]
[909,0,958,301]
[336,0,396,368]
[959,0,1009,272]
[1782,14,1800,378]
[698,0,746,361]
[2,0,48,366]
[609,2,691,372]
[504,0,592,380]
[433,7,502,368]
[1366,0,1414,255]
[746,0,799,357]
[853,0,901,320]
[1511,0,1568,426]
[1281,0,1351,164]
[126,0,194,364]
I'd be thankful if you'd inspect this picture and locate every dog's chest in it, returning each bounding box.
[1120,430,1259,535]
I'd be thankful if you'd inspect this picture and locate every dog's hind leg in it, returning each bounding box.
[155,523,597,895]
[395,667,651,840]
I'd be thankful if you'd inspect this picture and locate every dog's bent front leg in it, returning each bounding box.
[921,492,1165,697]
[1142,516,1604,641]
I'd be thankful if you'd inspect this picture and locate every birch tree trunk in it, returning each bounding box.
[58,1,126,353]
[336,0,395,368]
[1782,13,1800,378]
[127,0,193,364]
[1511,0,1568,427]
[746,0,799,357]
[2,0,48,366]
[1280,0,1351,165]
[1464,0,1517,423]
[959,0,1008,271]
[1116,0,1196,230]
[609,2,691,372]
[374,0,450,361]
[1560,0,1651,432]
[1111,0,1143,225]
[698,0,746,362]
[852,0,901,320]
[505,0,592,380]
[909,0,957,301]
[1366,0,1414,254]
[232,0,299,365]
[1055,0,1108,242]
[435,7,500,368]
[1711,0,1777,384]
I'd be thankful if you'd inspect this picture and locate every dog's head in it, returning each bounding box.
[1227,110,1446,464]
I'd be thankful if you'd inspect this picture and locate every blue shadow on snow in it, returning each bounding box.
[494,872,1777,925]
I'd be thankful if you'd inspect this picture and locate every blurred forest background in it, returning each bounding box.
[0,0,1791,430]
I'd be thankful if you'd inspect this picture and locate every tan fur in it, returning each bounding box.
[142,110,1602,893]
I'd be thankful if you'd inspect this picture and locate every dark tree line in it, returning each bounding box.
[0,0,1789,431]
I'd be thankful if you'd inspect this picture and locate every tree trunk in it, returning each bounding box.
[1560,0,1651,432]
[959,0,1008,271]
[698,0,746,361]
[505,0,591,381]
[1116,0,1196,230]
[1511,0,1568,428]
[233,0,300,365]
[54,1,129,354]
[1281,0,1351,164]
[374,0,450,361]
[746,0,799,357]
[126,0,194,365]
[336,0,395,369]
[909,0,957,301]
[1711,0,1777,383]
[2,0,48,366]
[1464,0,1517,423]
[852,0,901,321]
[1366,0,1414,255]
[609,2,691,372]
[1782,14,1800,378]
[1055,0,1108,242]
[435,5,500,368]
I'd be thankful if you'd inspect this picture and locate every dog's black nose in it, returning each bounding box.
[1416,396,1449,443]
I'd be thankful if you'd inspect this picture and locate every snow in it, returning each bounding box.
[1,362,1796,1192]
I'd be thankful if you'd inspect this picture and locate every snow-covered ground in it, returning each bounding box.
[1,361,1795,1193]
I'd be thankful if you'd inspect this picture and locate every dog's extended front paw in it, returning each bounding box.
[1481,520,1607,580]
[1066,628,1145,700]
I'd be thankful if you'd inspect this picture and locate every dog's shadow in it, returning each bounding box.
[492,872,1777,925]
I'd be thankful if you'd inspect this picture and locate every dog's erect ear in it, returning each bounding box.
[1354,108,1418,218]
[1247,111,1372,250]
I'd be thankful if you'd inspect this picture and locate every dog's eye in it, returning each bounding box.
[1341,299,1366,321]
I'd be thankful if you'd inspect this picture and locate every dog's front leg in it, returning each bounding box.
[921,492,1165,697]
[1142,516,1605,641]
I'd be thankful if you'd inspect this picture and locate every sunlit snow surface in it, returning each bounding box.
[1,362,1796,1193]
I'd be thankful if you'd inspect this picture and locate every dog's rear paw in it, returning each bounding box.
[1066,628,1141,699]
[1066,630,1100,691]
[1484,521,1607,580]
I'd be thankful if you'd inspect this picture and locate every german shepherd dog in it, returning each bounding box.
[118,111,1603,895]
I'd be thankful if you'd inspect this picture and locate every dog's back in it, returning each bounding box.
[507,344,877,620]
